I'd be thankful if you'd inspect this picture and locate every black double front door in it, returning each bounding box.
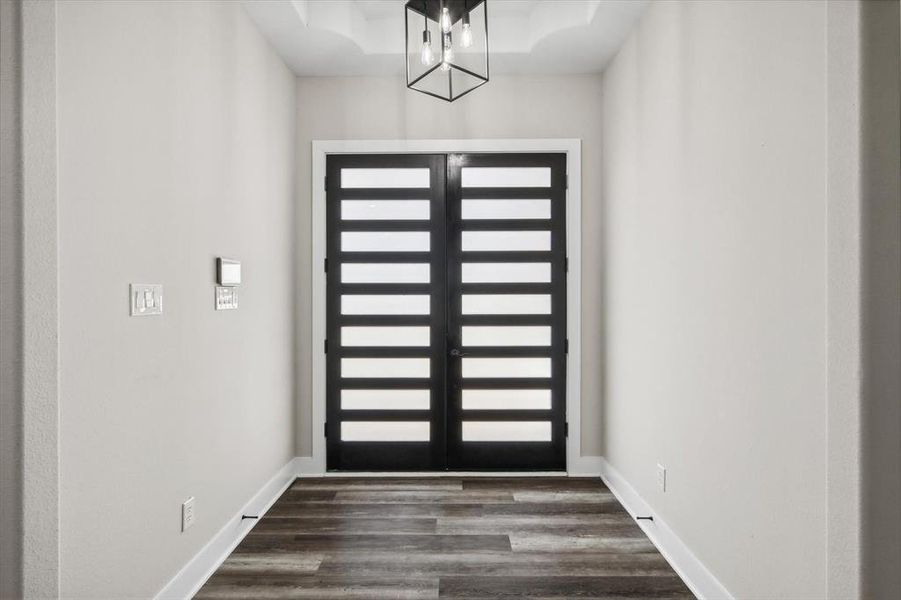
[325,152,567,471]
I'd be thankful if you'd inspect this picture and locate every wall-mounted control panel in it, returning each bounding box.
[215,257,240,311]
[215,286,238,310]
[130,284,163,316]
[217,258,241,286]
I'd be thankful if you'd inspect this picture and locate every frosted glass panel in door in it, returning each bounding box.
[342,200,431,221]
[462,231,551,252]
[341,295,430,315]
[342,358,430,378]
[462,358,552,378]
[462,421,552,442]
[462,263,551,283]
[341,168,430,188]
[342,421,431,442]
[462,199,551,220]
[461,167,551,188]
[462,389,552,410]
[342,263,430,283]
[342,231,430,252]
[462,294,551,315]
[342,327,430,347]
[462,326,551,347]
[341,389,430,410]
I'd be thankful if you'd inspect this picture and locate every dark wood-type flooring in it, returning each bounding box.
[195,477,695,599]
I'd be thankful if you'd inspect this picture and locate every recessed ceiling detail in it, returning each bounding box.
[242,0,648,77]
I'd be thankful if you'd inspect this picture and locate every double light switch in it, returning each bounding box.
[130,284,163,316]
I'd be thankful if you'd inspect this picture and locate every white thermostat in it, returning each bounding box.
[217,258,241,286]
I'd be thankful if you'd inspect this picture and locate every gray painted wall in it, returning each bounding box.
[54,1,296,596]
[0,1,23,597]
[292,74,605,458]
[600,2,829,597]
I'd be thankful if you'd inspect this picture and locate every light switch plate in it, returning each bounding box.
[130,284,163,316]
[215,286,238,310]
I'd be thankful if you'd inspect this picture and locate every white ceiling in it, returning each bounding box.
[242,0,648,77]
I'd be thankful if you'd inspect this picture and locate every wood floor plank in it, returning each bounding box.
[196,575,438,599]
[213,553,323,574]
[509,534,657,554]
[436,516,646,537]
[462,477,608,492]
[265,502,485,519]
[438,575,694,599]
[249,517,437,535]
[316,552,677,578]
[439,514,636,526]
[291,478,463,491]
[235,533,513,553]
[331,490,516,504]
[481,501,629,516]
[512,491,617,503]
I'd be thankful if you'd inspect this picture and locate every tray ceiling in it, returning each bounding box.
[242,0,648,76]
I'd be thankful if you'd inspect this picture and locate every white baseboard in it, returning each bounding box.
[154,457,299,600]
[598,458,733,600]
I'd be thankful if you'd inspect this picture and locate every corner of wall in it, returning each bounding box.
[20,0,60,595]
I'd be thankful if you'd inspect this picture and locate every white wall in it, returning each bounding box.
[55,1,296,597]
[293,75,604,458]
[600,2,828,598]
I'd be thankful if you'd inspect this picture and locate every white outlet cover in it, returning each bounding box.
[182,497,195,532]
[657,464,667,492]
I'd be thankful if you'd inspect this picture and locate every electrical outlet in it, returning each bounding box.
[181,497,195,532]
[657,464,667,492]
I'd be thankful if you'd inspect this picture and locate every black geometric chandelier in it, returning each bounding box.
[405,0,489,102]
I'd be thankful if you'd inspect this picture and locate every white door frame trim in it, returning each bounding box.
[310,139,583,475]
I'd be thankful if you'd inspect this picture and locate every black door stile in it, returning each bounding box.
[326,152,566,471]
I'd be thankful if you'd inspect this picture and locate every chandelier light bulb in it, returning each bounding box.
[420,29,434,65]
[443,32,454,64]
[440,7,451,33]
[461,13,473,48]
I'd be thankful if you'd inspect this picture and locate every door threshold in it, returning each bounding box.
[316,471,570,478]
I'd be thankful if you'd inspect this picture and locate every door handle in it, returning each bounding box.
[449,348,468,358]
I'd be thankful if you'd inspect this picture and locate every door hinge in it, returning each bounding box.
[565,339,569,354]
[324,422,328,437]
[565,257,569,273]
[324,258,328,273]
[564,422,569,437]
[324,339,328,353]
[565,174,568,190]
[324,175,328,191]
